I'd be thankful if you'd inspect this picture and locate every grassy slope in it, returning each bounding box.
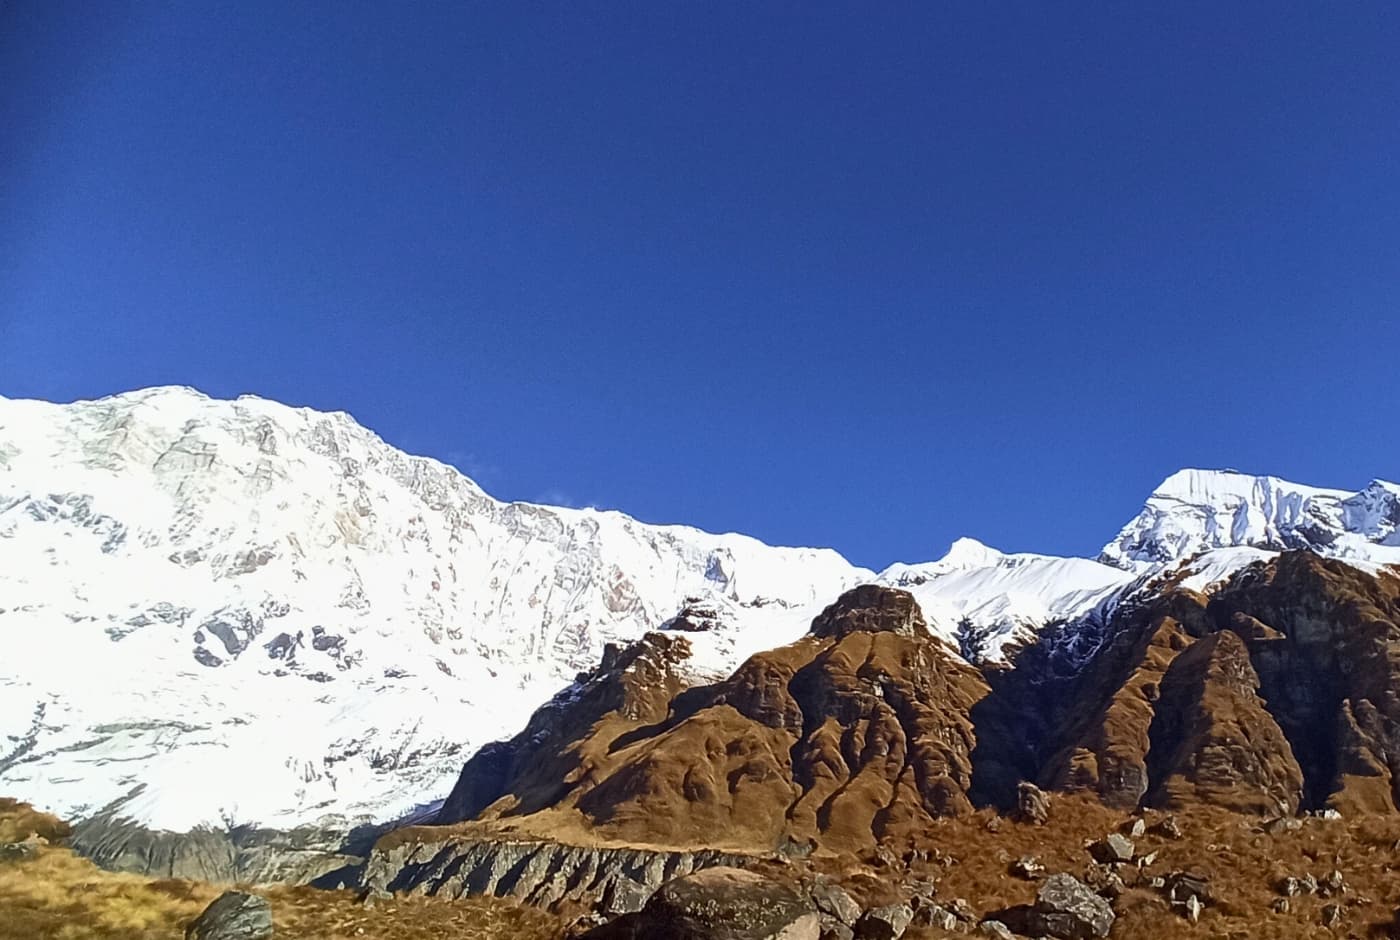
[0,800,564,940]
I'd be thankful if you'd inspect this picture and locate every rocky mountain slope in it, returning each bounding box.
[427,586,988,855]
[1,387,1396,875]
[374,561,1400,937]
[395,559,1400,862]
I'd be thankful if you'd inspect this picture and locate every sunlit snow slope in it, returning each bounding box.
[1101,468,1400,569]
[0,388,868,830]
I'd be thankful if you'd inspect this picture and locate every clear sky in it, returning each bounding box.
[3,3,1397,570]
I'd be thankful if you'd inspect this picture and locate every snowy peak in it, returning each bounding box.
[1100,468,1400,569]
[879,538,1134,661]
[880,536,1004,579]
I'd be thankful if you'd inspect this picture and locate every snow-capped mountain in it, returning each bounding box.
[1100,468,1400,570]
[1,388,1395,839]
[0,387,866,831]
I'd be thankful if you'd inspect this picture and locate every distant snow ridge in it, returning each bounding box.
[0,389,1395,836]
[1100,468,1400,569]
[878,538,1133,662]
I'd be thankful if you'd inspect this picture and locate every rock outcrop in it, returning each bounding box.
[365,834,750,913]
[1206,552,1400,814]
[185,891,273,940]
[68,813,370,885]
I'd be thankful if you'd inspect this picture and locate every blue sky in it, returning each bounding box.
[3,3,1398,569]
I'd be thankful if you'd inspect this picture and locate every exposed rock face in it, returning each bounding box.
[807,586,929,640]
[185,891,273,940]
[1206,552,1400,813]
[1042,590,1215,810]
[803,880,861,928]
[616,867,820,940]
[364,834,749,912]
[69,815,365,885]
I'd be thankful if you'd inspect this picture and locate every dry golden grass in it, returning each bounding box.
[0,798,71,843]
[813,794,1400,940]
[0,801,564,940]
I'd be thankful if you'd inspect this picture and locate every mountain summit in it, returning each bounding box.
[1101,467,1400,569]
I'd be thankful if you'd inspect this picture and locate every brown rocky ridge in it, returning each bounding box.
[368,555,1400,938]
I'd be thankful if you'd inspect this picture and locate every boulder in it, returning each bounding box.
[1089,834,1133,864]
[853,903,914,940]
[1011,855,1045,879]
[355,886,391,910]
[602,876,654,916]
[1164,870,1210,904]
[632,867,819,940]
[1015,782,1050,825]
[978,922,1015,939]
[1262,816,1302,835]
[946,898,977,922]
[806,881,861,927]
[911,904,957,931]
[1029,873,1115,939]
[185,891,273,940]
[1152,816,1183,839]
[0,842,39,863]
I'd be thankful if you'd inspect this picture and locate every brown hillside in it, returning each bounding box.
[437,632,696,824]
[1143,629,1304,813]
[426,586,989,857]
[972,552,1400,821]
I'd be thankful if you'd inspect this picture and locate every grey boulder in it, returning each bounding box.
[1029,873,1115,939]
[632,866,819,940]
[185,891,273,940]
[854,902,914,939]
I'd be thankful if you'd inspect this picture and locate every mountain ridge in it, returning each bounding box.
[1,386,1396,841]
